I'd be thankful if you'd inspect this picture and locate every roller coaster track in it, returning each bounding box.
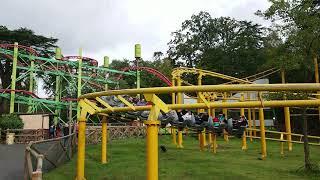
[116,66,280,100]
[0,43,135,118]
[0,44,38,55]
[223,68,280,84]
[172,67,252,84]
[0,89,78,102]
[117,66,172,86]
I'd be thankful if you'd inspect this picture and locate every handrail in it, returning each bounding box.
[172,67,252,84]
[25,133,76,180]
[246,128,320,139]
[80,83,320,98]
[247,136,320,146]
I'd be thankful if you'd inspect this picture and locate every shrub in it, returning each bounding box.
[0,114,24,130]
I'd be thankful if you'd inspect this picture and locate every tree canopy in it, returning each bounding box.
[257,0,320,82]
[0,26,58,113]
[167,12,268,82]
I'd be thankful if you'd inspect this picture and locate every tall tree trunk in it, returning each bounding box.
[302,107,311,170]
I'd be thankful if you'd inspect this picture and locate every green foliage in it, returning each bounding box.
[257,0,320,82]
[109,57,173,89]
[168,12,267,81]
[0,26,58,114]
[264,91,311,100]
[0,114,24,130]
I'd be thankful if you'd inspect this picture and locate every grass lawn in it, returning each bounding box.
[44,135,320,180]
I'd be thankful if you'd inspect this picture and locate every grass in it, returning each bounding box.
[44,135,320,180]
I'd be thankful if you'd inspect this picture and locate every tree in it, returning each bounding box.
[167,11,267,84]
[258,2,320,170]
[257,0,320,83]
[108,56,173,102]
[0,26,58,113]
[108,59,135,89]
[0,114,24,130]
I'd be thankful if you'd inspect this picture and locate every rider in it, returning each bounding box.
[213,117,220,127]
[238,116,248,127]
[218,113,226,124]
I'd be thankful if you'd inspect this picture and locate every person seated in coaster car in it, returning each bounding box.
[235,115,248,138]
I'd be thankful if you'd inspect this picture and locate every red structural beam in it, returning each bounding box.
[0,44,38,56]
[117,66,172,86]
[0,89,40,98]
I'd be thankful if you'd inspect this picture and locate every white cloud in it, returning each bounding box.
[1,0,270,64]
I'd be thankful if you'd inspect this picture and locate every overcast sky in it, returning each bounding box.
[1,0,270,64]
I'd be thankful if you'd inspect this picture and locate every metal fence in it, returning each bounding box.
[1,129,48,144]
[24,133,76,180]
[23,125,146,179]
[86,126,146,144]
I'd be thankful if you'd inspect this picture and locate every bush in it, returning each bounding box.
[0,114,24,130]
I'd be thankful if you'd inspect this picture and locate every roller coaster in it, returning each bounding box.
[0,43,136,124]
[1,42,280,125]
[2,42,320,180]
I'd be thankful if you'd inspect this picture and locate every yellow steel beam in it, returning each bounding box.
[93,99,320,114]
[79,99,95,115]
[79,83,320,99]
[144,94,169,113]
[76,109,88,179]
[95,97,114,112]
[101,116,108,164]
[172,67,252,84]
[198,93,210,109]
[83,98,102,111]
[117,95,135,111]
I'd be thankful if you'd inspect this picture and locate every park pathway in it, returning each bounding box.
[0,144,25,180]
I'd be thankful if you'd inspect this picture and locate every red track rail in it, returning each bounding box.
[0,89,77,102]
[117,66,172,86]
[0,44,38,56]
[0,89,40,98]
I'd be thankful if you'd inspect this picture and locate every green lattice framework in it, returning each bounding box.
[0,43,135,124]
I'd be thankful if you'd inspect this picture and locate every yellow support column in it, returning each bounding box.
[177,128,183,148]
[176,75,183,105]
[252,109,257,137]
[197,73,204,113]
[211,93,216,117]
[240,93,245,116]
[203,128,207,146]
[145,120,160,180]
[200,130,205,151]
[211,108,215,117]
[259,108,267,159]
[222,92,228,118]
[172,127,177,145]
[208,132,212,150]
[280,133,284,156]
[101,116,108,164]
[212,133,217,154]
[281,69,292,151]
[143,93,169,180]
[223,129,229,142]
[171,78,176,104]
[241,130,247,150]
[284,107,292,151]
[247,93,252,142]
[76,111,87,180]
